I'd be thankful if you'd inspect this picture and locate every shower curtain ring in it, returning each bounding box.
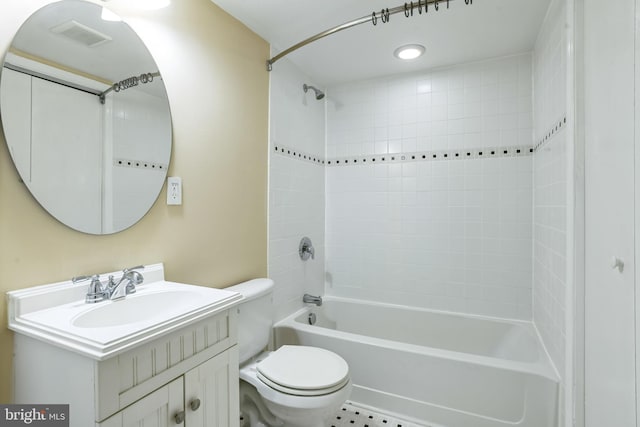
[372,11,377,25]
[435,0,439,11]
[404,3,409,17]
[418,0,422,14]
[381,8,389,23]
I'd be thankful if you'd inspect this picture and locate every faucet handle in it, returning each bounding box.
[123,265,144,273]
[126,271,143,294]
[299,237,315,261]
[73,274,103,289]
[85,275,107,304]
[121,267,144,295]
[72,275,92,284]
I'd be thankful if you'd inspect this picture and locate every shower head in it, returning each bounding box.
[303,83,325,100]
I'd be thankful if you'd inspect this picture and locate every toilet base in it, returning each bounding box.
[239,377,351,427]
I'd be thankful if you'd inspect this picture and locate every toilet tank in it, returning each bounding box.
[225,278,274,364]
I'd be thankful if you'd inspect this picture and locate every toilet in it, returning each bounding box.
[226,278,351,427]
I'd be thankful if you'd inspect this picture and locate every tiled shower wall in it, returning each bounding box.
[269,58,325,321]
[533,0,568,379]
[325,54,535,319]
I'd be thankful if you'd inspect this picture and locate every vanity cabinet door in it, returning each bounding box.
[98,378,184,427]
[184,346,239,427]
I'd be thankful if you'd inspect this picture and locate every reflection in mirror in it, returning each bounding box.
[0,0,172,234]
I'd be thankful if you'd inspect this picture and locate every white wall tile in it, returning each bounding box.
[269,58,325,321]
[533,0,568,382]
[326,55,533,320]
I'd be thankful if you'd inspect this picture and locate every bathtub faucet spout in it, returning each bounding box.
[303,293,322,306]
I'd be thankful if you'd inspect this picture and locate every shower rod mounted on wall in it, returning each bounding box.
[266,0,473,71]
[99,71,161,104]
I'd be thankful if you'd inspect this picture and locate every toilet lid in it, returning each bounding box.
[256,346,349,395]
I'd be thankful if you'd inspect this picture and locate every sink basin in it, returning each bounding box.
[72,290,205,328]
[7,263,242,360]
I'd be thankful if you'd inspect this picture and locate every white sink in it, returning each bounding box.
[72,289,213,328]
[7,263,242,359]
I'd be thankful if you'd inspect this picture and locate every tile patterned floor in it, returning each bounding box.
[239,401,437,427]
[326,402,433,427]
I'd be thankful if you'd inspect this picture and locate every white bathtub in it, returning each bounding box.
[274,297,558,427]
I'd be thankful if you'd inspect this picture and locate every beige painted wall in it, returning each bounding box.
[0,0,269,402]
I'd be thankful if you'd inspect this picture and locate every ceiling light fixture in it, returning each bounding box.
[394,44,425,60]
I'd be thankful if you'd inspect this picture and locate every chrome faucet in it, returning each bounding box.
[73,274,108,304]
[303,294,322,306]
[73,265,144,303]
[107,266,144,301]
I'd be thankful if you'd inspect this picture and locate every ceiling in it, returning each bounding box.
[9,1,159,90]
[212,0,551,87]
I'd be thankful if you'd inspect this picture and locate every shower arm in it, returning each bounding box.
[266,0,469,71]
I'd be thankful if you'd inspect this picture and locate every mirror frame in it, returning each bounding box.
[0,0,173,235]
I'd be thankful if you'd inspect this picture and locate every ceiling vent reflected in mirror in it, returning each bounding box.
[50,20,112,47]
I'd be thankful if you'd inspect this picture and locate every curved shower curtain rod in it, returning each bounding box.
[99,71,161,104]
[266,0,473,71]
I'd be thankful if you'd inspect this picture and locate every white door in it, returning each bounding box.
[184,347,240,427]
[584,0,637,425]
[98,378,184,427]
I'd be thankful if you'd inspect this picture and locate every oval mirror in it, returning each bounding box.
[0,0,172,234]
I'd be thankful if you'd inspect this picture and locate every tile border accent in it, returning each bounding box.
[114,158,168,171]
[272,143,536,168]
[327,145,533,166]
[534,115,567,151]
[272,145,326,165]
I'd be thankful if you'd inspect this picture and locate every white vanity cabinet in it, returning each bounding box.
[98,377,184,427]
[99,347,238,427]
[8,264,242,427]
[13,305,239,427]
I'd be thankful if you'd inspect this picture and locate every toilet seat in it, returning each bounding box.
[256,345,350,396]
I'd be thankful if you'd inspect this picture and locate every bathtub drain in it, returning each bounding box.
[308,313,316,325]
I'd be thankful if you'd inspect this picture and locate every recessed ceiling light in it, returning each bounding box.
[394,44,425,60]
